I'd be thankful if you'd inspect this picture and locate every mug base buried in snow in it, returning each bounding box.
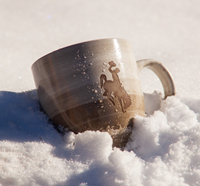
[31,38,175,148]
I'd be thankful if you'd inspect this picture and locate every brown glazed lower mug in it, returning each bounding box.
[31,38,175,148]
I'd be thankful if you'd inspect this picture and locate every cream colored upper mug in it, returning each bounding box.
[31,38,175,148]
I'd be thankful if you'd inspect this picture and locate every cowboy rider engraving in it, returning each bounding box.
[100,61,131,113]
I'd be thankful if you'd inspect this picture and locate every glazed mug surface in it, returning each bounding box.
[32,38,175,148]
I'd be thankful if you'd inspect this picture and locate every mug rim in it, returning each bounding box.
[31,38,128,69]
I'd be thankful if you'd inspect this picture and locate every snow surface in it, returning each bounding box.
[1,0,200,185]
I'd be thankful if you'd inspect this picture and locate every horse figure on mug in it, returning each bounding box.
[100,61,131,113]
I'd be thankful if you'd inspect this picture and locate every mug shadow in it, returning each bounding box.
[0,90,63,145]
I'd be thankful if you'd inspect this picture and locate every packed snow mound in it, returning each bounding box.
[0,90,200,186]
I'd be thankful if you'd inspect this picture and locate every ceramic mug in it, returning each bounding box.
[31,38,175,148]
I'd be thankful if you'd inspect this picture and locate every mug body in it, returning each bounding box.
[32,38,145,147]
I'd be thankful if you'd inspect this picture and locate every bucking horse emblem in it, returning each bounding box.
[100,61,131,113]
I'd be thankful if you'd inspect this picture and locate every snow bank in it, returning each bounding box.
[0,91,200,186]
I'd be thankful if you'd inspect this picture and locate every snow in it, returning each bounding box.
[0,0,200,185]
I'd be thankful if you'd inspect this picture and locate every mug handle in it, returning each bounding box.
[137,59,176,99]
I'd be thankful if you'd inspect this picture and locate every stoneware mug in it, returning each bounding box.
[31,38,175,148]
